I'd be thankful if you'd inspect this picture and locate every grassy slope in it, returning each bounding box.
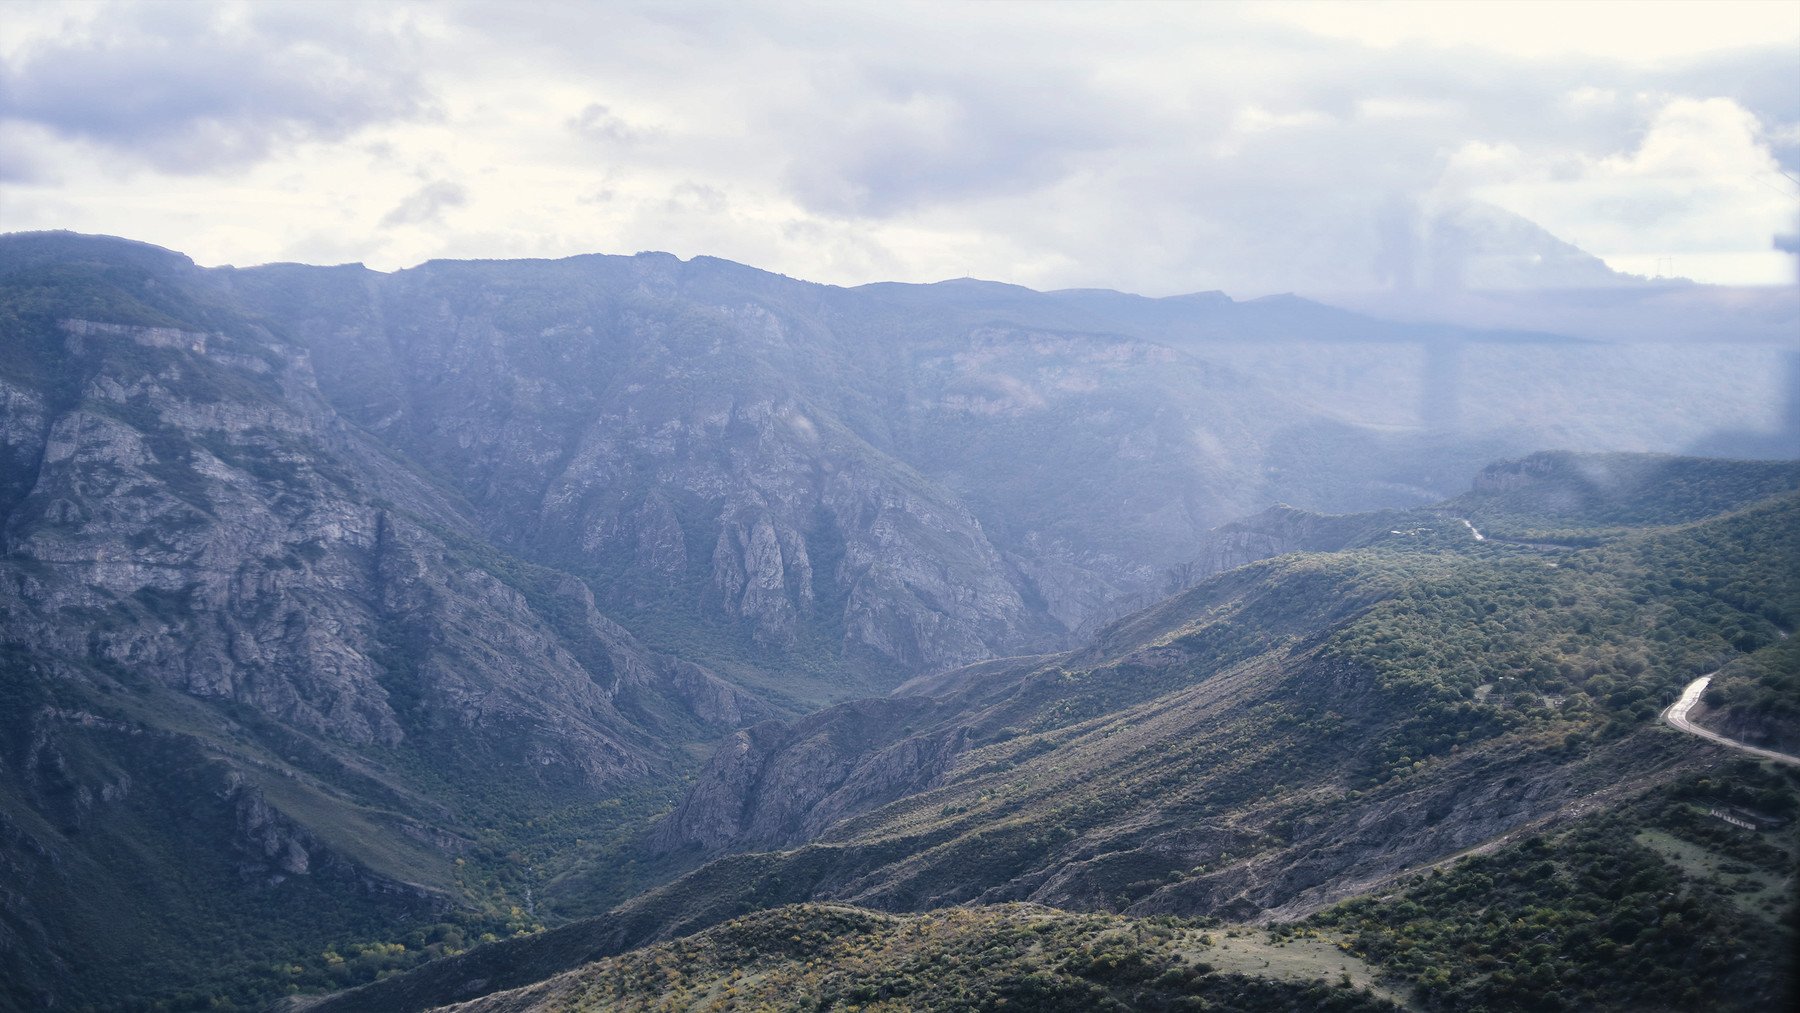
[299,459,1799,1012]
[438,904,1401,1013]
[417,759,1799,1012]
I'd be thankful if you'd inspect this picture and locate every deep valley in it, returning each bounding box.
[0,232,1795,1012]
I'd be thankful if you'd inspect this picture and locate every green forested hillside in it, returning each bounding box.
[1310,762,1799,1012]
[1700,639,1800,755]
[1448,451,1800,543]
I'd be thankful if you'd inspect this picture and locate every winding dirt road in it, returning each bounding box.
[1662,674,1800,767]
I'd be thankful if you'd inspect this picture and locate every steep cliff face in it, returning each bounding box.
[222,260,1083,677]
[211,255,1424,679]
[0,236,775,1007]
[0,310,763,787]
[19,235,1781,690]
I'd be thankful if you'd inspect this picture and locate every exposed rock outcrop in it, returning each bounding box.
[1,311,759,789]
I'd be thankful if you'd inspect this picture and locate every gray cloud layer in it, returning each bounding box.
[380,179,467,228]
[1,0,1793,293]
[0,1,427,175]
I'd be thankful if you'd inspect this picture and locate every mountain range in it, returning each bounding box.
[0,231,1794,1011]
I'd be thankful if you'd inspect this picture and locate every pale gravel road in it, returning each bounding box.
[1662,674,1800,767]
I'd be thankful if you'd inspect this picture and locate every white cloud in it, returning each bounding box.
[1477,98,1796,283]
[0,0,429,173]
[1600,98,1778,179]
[1,0,1796,293]
[1251,0,1799,62]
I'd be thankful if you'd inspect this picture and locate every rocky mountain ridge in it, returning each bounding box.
[2,231,1795,1010]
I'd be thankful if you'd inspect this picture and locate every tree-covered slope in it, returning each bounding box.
[1308,761,1799,1012]
[437,903,1403,1013]
[1447,450,1800,543]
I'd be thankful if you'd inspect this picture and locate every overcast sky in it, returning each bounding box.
[1,0,1796,296]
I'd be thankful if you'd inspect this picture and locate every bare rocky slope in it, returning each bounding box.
[0,236,773,1009]
[214,243,1795,677]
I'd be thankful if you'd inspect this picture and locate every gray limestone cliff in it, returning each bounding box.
[1,311,758,787]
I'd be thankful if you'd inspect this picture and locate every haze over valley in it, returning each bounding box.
[0,3,1797,1011]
